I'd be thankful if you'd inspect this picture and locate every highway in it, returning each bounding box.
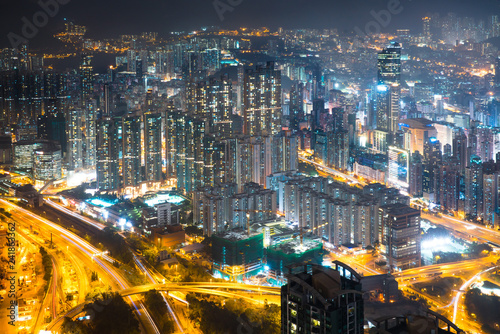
[422,213,500,245]
[452,266,497,333]
[47,198,186,333]
[298,153,367,186]
[0,200,160,334]
[58,281,282,323]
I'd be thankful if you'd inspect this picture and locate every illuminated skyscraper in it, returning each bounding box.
[289,82,304,129]
[144,112,163,183]
[96,116,120,191]
[83,100,97,169]
[483,172,500,227]
[377,42,401,86]
[375,84,400,134]
[272,130,298,173]
[465,156,483,219]
[376,43,401,136]
[79,53,93,104]
[379,203,421,270]
[122,114,142,189]
[66,108,83,170]
[387,146,409,193]
[243,61,282,136]
[186,75,233,138]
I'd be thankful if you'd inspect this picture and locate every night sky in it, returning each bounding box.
[0,0,499,48]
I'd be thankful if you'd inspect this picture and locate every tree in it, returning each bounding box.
[61,317,90,334]
[144,290,175,333]
[83,292,140,334]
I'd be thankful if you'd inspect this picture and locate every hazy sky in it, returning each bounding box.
[1,0,499,48]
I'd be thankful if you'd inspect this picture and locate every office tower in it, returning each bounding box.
[144,112,163,183]
[281,262,364,334]
[33,142,62,182]
[376,42,401,135]
[96,116,120,191]
[272,130,298,173]
[465,156,483,219]
[243,61,282,136]
[122,114,142,189]
[66,108,84,170]
[377,42,401,86]
[289,82,304,130]
[379,203,421,270]
[387,146,409,193]
[375,83,400,134]
[79,53,94,104]
[409,152,423,197]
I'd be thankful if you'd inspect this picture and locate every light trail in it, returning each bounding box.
[51,259,57,320]
[452,266,497,324]
[1,200,160,334]
[47,199,185,334]
[133,254,185,333]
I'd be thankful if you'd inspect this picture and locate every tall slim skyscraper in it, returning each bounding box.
[144,112,163,183]
[80,53,94,104]
[66,108,83,170]
[376,43,401,135]
[289,82,304,130]
[465,156,483,219]
[122,114,142,189]
[96,116,120,191]
[243,61,282,136]
[281,262,364,334]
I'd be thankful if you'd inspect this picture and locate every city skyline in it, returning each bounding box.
[0,1,499,333]
[1,0,500,49]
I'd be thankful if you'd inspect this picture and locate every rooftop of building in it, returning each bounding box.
[215,229,253,241]
[369,310,463,334]
[382,203,419,216]
[399,118,435,130]
[284,263,363,307]
[269,238,321,255]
